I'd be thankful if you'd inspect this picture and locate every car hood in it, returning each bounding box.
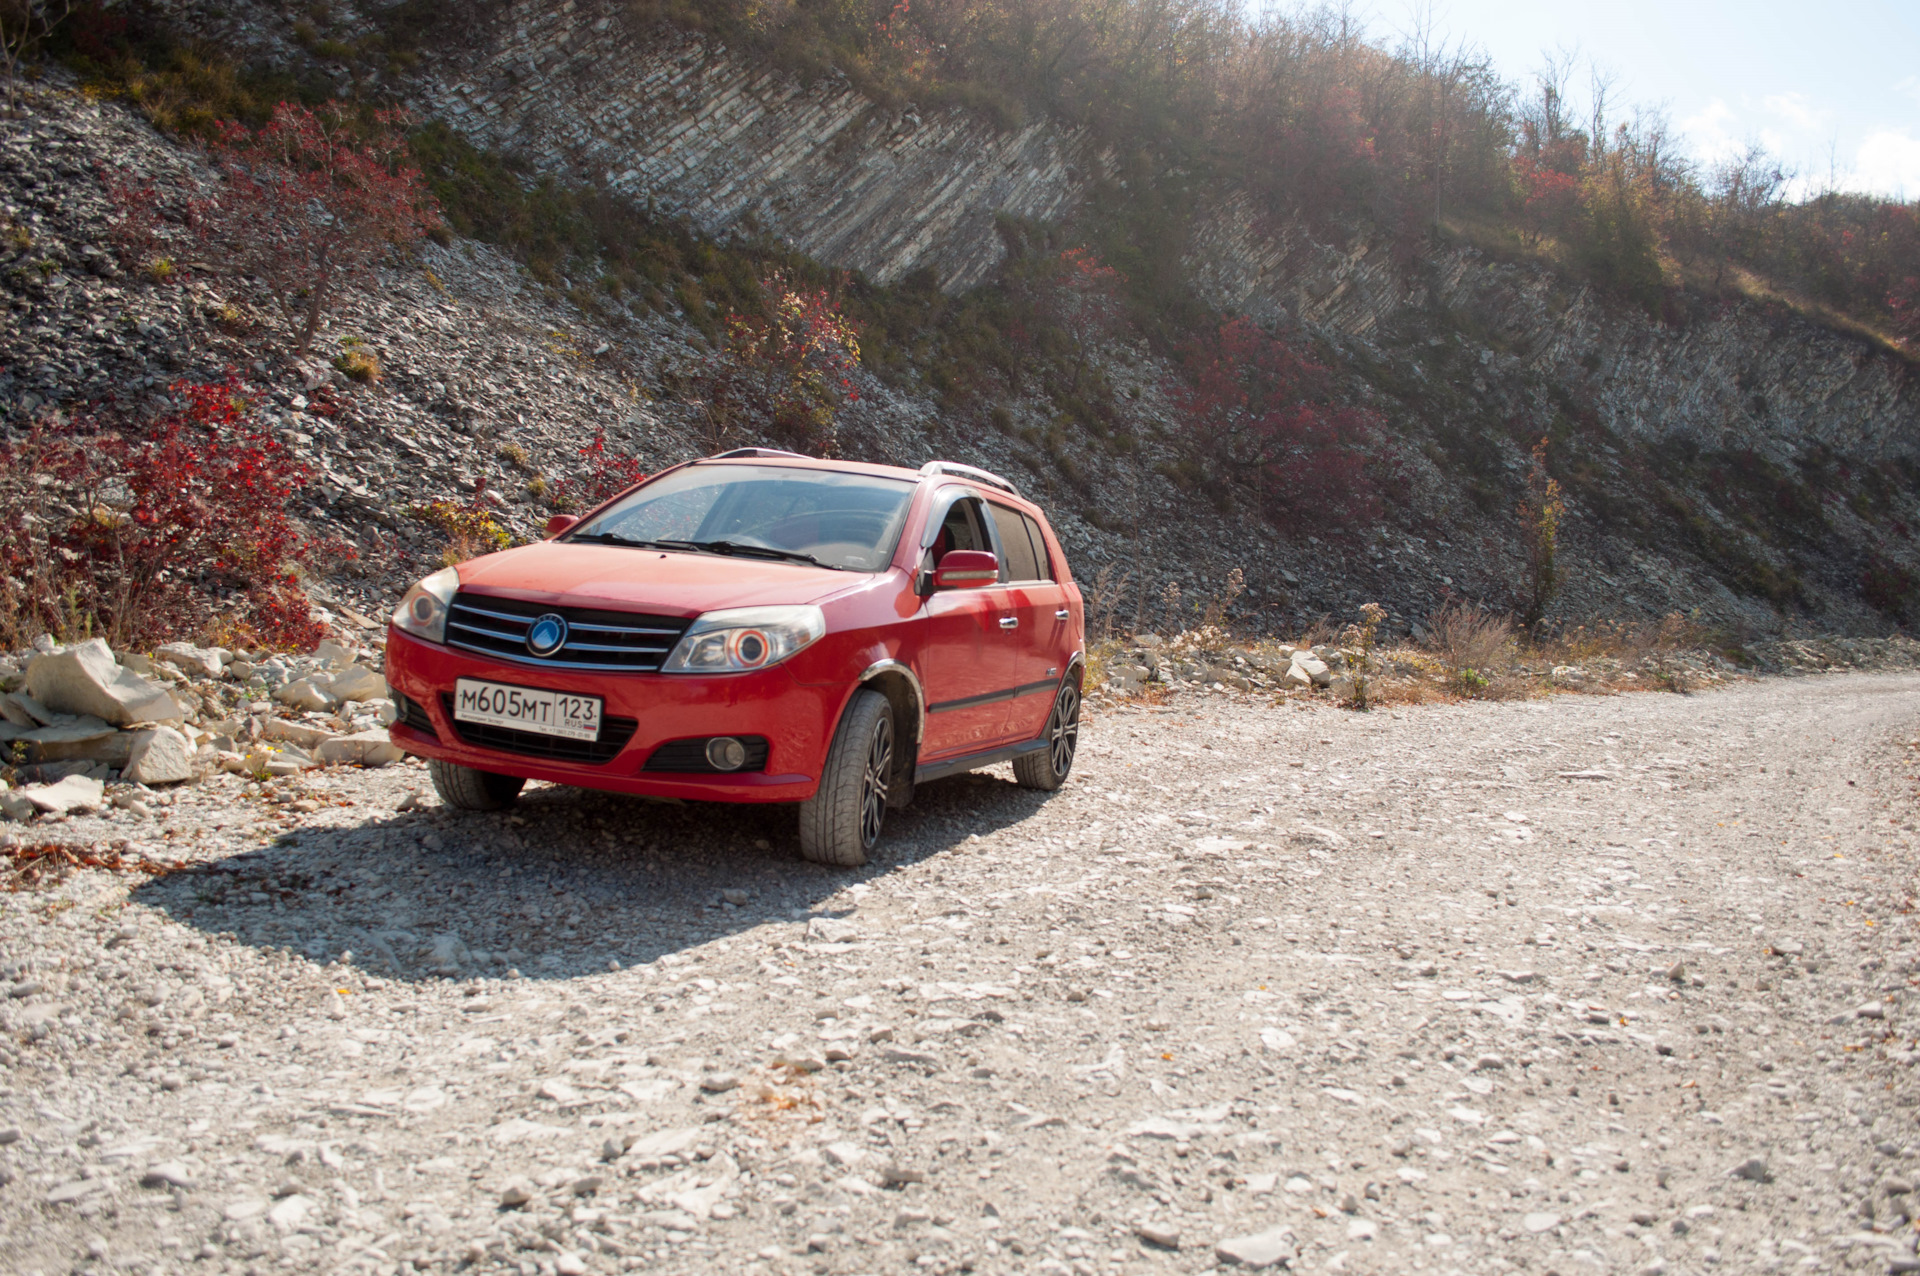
[453,542,867,617]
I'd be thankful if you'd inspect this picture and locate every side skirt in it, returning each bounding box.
[914,738,1049,787]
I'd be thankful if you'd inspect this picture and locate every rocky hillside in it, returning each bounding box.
[2,0,1917,646]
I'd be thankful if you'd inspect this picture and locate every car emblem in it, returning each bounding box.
[526,613,569,658]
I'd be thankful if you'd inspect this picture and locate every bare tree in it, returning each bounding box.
[0,0,72,115]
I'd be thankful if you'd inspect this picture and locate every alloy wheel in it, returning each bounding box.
[860,712,894,849]
[1048,682,1081,777]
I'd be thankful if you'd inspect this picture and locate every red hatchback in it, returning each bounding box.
[384,450,1085,865]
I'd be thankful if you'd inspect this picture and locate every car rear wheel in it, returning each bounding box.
[799,688,893,867]
[1013,678,1080,791]
[428,758,527,811]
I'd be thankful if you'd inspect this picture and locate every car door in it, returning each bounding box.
[985,499,1066,739]
[915,491,1020,758]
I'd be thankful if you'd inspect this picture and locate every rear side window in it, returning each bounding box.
[987,502,1041,583]
[1021,514,1055,580]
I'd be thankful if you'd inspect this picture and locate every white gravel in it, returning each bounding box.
[5,674,1920,1276]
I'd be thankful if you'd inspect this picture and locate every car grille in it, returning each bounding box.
[439,694,638,765]
[444,592,691,672]
[643,736,771,774]
[392,690,437,739]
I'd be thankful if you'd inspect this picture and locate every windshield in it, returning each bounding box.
[568,464,915,572]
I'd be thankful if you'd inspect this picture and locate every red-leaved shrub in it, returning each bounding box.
[1170,316,1399,533]
[701,274,862,456]
[560,431,652,513]
[202,102,440,355]
[0,376,335,651]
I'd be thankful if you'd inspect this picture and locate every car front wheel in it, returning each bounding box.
[1013,677,1080,791]
[428,758,527,811]
[799,688,893,867]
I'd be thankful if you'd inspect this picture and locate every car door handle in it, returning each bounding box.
[999,617,1019,629]
[1054,609,1071,620]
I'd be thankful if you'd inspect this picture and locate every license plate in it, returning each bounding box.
[453,678,603,741]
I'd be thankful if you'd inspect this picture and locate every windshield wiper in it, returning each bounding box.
[571,532,683,550]
[678,539,838,568]
[571,533,841,568]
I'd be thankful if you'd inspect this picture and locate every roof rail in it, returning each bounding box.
[918,461,1020,497]
[709,447,812,460]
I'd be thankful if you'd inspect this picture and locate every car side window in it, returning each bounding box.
[1020,514,1055,581]
[922,494,991,573]
[987,502,1040,583]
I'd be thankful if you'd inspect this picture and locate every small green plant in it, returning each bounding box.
[1343,601,1387,708]
[524,474,549,501]
[335,338,380,383]
[147,256,175,283]
[496,441,531,470]
[1519,436,1567,631]
[409,487,509,565]
[1197,566,1245,632]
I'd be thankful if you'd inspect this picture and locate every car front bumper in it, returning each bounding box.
[383,627,834,803]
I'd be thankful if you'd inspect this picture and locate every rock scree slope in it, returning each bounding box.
[3,674,1920,1273]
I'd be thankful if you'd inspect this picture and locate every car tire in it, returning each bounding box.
[428,758,527,811]
[1013,677,1080,791]
[799,688,894,867]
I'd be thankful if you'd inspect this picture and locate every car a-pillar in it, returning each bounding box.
[857,662,924,812]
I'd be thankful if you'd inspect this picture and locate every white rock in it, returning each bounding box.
[0,789,34,821]
[316,729,403,768]
[124,727,195,785]
[267,1194,312,1229]
[273,677,337,713]
[312,639,358,669]
[1523,1212,1561,1233]
[20,716,121,762]
[263,718,340,749]
[822,1141,866,1166]
[155,643,226,679]
[1215,1225,1297,1268]
[1289,653,1332,687]
[21,774,104,814]
[324,666,387,703]
[25,639,176,727]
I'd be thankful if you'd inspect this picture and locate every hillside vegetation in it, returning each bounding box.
[631,0,1920,349]
[7,0,1920,647]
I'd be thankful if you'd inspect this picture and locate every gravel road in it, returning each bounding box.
[6,674,1920,1276]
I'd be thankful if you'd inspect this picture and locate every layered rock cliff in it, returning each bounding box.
[21,0,1920,638]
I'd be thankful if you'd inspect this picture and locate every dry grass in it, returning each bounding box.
[1082,587,1736,716]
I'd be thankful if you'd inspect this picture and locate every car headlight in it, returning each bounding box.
[391,567,460,645]
[662,606,826,673]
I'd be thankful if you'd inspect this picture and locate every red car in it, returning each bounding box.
[384,450,1085,865]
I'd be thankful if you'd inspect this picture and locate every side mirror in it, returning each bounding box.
[932,550,999,590]
[545,514,580,539]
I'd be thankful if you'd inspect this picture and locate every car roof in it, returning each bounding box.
[694,454,1040,512]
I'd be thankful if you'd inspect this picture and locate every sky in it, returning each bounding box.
[1354,0,1920,200]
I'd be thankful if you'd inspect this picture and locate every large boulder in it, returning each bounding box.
[123,727,195,785]
[25,640,177,727]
